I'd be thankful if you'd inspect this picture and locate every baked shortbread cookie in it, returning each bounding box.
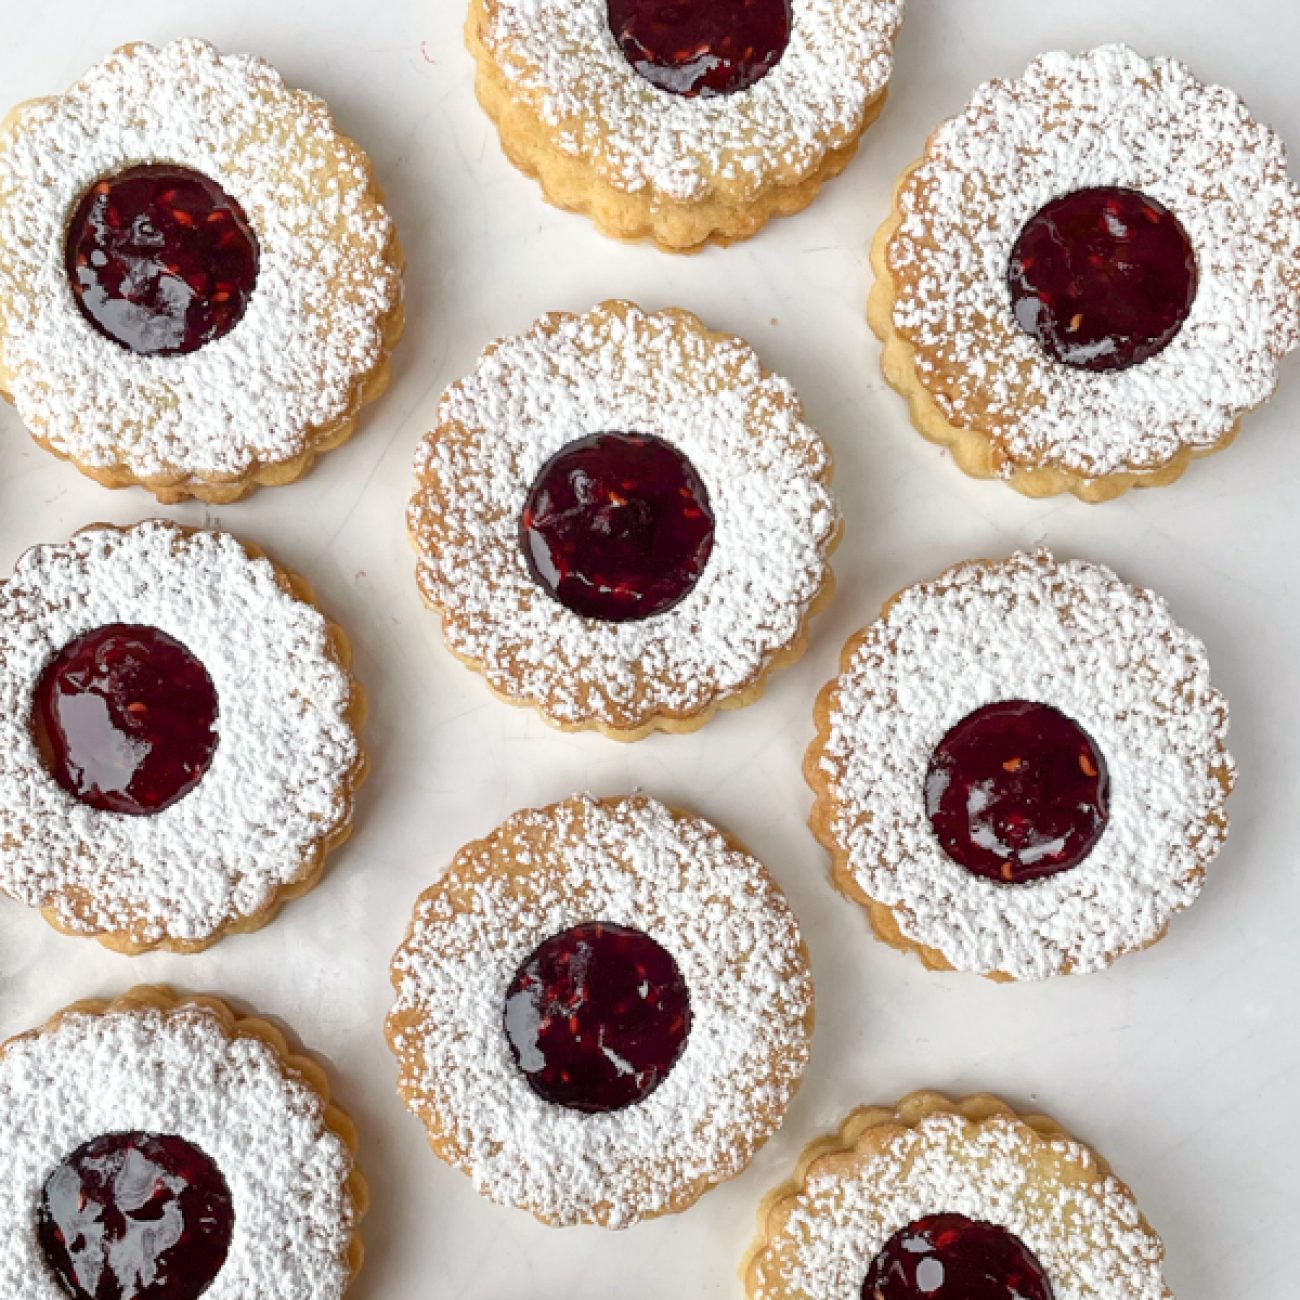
[410,300,839,740]
[743,1091,1172,1300]
[0,520,365,953]
[387,794,814,1227]
[870,45,1300,501]
[468,0,905,251]
[0,986,366,1300]
[807,551,1234,981]
[0,39,404,502]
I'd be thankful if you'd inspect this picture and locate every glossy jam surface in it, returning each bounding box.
[33,624,219,817]
[1007,186,1197,372]
[37,1132,235,1300]
[503,921,692,1113]
[521,431,715,623]
[925,700,1109,884]
[607,0,792,97]
[863,1214,1054,1300]
[65,164,259,356]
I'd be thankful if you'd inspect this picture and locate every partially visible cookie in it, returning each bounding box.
[0,520,366,953]
[387,793,814,1227]
[870,45,1300,501]
[807,550,1233,980]
[0,38,404,502]
[744,1091,1171,1299]
[410,300,839,740]
[468,0,905,251]
[0,985,366,1300]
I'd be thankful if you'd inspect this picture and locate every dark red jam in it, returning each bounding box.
[503,921,692,1113]
[863,1214,1054,1300]
[521,431,714,623]
[925,700,1109,884]
[1007,186,1197,372]
[33,624,219,817]
[37,1132,235,1300]
[65,164,259,356]
[607,0,792,97]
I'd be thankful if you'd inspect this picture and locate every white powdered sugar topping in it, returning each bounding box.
[0,1001,356,1300]
[886,44,1300,477]
[388,794,813,1227]
[479,0,905,201]
[410,302,838,733]
[0,38,400,481]
[815,551,1233,980]
[0,521,361,947]
[754,1113,1168,1299]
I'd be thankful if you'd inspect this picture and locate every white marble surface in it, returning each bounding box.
[1,2,1296,1296]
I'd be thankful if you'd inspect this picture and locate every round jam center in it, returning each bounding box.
[1007,186,1197,372]
[503,921,692,1113]
[65,164,259,356]
[925,700,1109,884]
[521,431,715,623]
[863,1214,1054,1300]
[607,0,792,97]
[37,1132,235,1300]
[33,624,220,817]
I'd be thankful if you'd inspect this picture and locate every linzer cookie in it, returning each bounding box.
[0,521,365,953]
[0,986,366,1300]
[467,0,905,251]
[387,794,814,1227]
[807,551,1234,981]
[0,39,404,502]
[409,301,839,740]
[744,1091,1172,1300]
[870,45,1300,500]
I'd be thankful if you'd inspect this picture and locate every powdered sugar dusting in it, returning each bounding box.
[751,1112,1168,1299]
[0,1001,356,1300]
[0,39,400,482]
[814,551,1233,980]
[886,45,1300,478]
[0,521,361,948]
[388,794,813,1227]
[479,0,904,201]
[410,302,837,733]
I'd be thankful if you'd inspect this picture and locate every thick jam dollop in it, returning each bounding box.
[503,921,692,1113]
[37,1131,235,1300]
[863,1214,1054,1300]
[607,0,792,97]
[65,164,259,356]
[1007,186,1197,372]
[925,700,1109,884]
[33,624,220,817]
[521,431,715,623]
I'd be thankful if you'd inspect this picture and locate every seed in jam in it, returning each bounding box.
[925,700,1109,884]
[65,164,259,356]
[37,1131,235,1300]
[520,431,715,623]
[863,1213,1055,1300]
[503,921,692,1113]
[1007,186,1197,372]
[607,0,792,97]
[32,624,220,817]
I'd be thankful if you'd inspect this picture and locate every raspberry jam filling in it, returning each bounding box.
[607,0,792,97]
[65,164,259,356]
[925,700,1109,884]
[503,921,692,1113]
[1007,186,1197,372]
[863,1214,1054,1300]
[521,431,715,623]
[37,1131,235,1300]
[33,624,220,817]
